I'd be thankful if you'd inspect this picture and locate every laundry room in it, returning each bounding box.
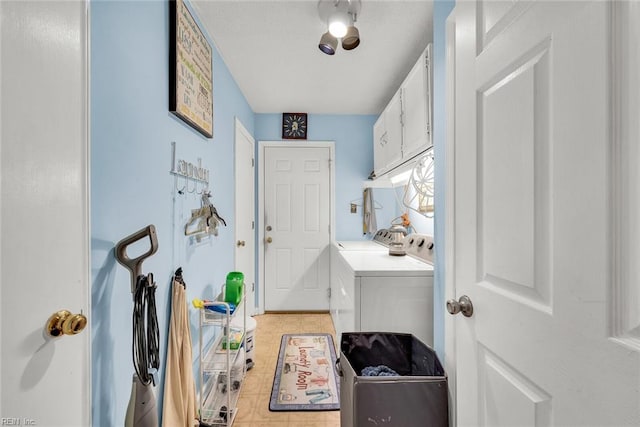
[87,0,442,425]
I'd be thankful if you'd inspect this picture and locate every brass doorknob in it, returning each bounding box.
[265,236,273,244]
[46,310,87,337]
[63,313,88,335]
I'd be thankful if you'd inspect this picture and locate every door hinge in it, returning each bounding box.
[252,158,255,167]
[399,93,405,127]
[327,288,331,298]
[328,224,331,234]
[252,282,255,292]
[252,220,255,230]
[425,55,430,69]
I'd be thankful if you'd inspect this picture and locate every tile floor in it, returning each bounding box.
[232,313,341,427]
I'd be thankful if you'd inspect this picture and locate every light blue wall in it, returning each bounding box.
[91,0,253,424]
[255,114,398,240]
[433,0,456,361]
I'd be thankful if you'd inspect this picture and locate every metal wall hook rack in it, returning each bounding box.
[170,141,210,195]
[115,225,159,294]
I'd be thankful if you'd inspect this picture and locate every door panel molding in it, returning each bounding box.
[478,344,553,427]
[476,39,552,312]
[477,0,533,53]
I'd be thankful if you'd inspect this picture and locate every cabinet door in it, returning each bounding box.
[373,113,386,176]
[384,90,403,170]
[402,48,430,160]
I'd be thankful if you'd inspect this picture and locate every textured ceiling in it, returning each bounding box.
[192,0,434,115]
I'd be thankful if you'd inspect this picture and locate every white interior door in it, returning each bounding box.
[0,1,90,425]
[263,144,331,311]
[451,1,640,425]
[234,118,256,315]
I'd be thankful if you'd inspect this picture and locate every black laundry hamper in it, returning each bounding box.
[338,332,449,427]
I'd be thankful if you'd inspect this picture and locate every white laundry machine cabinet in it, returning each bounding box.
[330,233,434,346]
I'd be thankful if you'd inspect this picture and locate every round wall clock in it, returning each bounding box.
[282,113,308,139]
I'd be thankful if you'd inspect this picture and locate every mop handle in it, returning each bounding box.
[115,225,159,294]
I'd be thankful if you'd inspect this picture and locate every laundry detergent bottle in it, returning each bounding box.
[225,272,244,305]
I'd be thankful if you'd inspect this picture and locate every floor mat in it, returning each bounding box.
[269,333,340,411]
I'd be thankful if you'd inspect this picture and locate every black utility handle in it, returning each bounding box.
[115,224,159,293]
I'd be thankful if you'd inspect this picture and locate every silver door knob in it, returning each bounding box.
[236,240,246,247]
[265,237,273,244]
[446,295,474,317]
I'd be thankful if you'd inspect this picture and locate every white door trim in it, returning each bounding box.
[257,141,336,314]
[443,7,457,425]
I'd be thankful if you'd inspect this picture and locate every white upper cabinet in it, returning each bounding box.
[372,44,432,179]
[373,108,386,174]
[402,44,432,160]
[384,90,404,172]
[373,89,402,177]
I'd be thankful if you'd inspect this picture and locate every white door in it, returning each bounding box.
[0,1,90,425]
[234,118,256,315]
[450,1,640,425]
[263,144,331,311]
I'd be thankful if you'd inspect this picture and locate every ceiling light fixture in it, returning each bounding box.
[318,31,338,55]
[317,0,362,55]
[328,10,349,38]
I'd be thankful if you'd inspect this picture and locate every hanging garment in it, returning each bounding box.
[363,188,377,235]
[162,270,197,427]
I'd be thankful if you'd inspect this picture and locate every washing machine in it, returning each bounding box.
[330,232,434,346]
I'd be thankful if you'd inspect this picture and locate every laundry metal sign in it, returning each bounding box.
[172,157,209,183]
[170,141,209,185]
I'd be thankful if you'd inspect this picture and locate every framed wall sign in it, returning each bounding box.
[169,0,213,138]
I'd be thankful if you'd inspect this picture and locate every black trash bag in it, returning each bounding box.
[340,332,445,377]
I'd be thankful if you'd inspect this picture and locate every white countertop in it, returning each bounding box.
[335,240,387,251]
[337,250,433,277]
